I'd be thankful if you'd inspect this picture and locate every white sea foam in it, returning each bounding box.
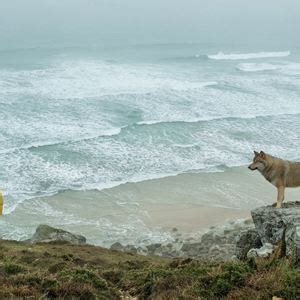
[238,63,282,72]
[1,55,300,219]
[0,60,215,99]
[238,62,300,74]
[208,51,290,60]
[0,128,122,156]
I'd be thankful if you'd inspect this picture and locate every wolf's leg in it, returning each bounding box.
[276,186,285,208]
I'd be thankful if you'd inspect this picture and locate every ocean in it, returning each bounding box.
[0,43,300,245]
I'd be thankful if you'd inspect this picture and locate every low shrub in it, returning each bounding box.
[4,263,25,275]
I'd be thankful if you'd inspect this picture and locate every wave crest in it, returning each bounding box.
[238,62,300,75]
[208,51,290,60]
[238,63,281,72]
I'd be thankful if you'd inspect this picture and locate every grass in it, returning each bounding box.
[0,239,299,299]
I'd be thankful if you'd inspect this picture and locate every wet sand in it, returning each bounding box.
[1,166,300,245]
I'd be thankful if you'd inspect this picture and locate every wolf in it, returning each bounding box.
[248,151,300,208]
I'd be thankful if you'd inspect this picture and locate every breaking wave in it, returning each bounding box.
[208,51,290,60]
[0,48,300,216]
[238,62,300,75]
[238,63,282,72]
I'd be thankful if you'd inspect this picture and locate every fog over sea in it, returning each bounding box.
[0,0,299,245]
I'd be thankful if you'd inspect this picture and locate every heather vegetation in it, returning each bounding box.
[0,239,299,299]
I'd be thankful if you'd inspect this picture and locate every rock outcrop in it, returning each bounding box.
[235,229,262,260]
[110,219,254,261]
[29,225,86,245]
[247,243,275,258]
[111,202,300,264]
[285,223,300,261]
[251,201,300,245]
[236,201,300,264]
[179,220,254,261]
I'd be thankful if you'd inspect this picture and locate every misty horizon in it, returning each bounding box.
[0,0,299,50]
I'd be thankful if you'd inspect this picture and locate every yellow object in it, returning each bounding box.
[0,192,3,215]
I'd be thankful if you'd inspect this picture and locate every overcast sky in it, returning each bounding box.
[0,0,299,49]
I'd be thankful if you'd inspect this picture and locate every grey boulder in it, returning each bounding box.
[239,201,300,264]
[235,229,262,260]
[29,224,86,245]
[285,223,300,264]
[251,201,300,245]
[247,243,274,259]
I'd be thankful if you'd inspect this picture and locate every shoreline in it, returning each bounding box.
[1,166,300,246]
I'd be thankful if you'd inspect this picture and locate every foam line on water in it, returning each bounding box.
[1,112,300,157]
[238,62,300,73]
[0,60,217,99]
[1,53,300,221]
[208,51,290,60]
[0,128,122,155]
[136,112,300,126]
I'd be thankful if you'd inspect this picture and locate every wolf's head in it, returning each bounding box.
[248,151,267,171]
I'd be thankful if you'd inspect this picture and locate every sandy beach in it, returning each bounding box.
[1,165,300,246]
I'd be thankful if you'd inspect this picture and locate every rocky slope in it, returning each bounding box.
[109,202,300,265]
[0,202,299,298]
[236,201,300,264]
[110,219,254,261]
[23,202,300,266]
[0,238,298,299]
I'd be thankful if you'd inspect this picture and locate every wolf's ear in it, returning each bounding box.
[260,151,266,159]
[254,151,259,156]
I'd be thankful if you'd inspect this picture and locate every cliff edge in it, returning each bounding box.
[236,201,300,265]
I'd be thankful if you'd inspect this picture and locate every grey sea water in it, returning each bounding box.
[1,44,300,214]
[0,0,300,244]
[0,44,300,213]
